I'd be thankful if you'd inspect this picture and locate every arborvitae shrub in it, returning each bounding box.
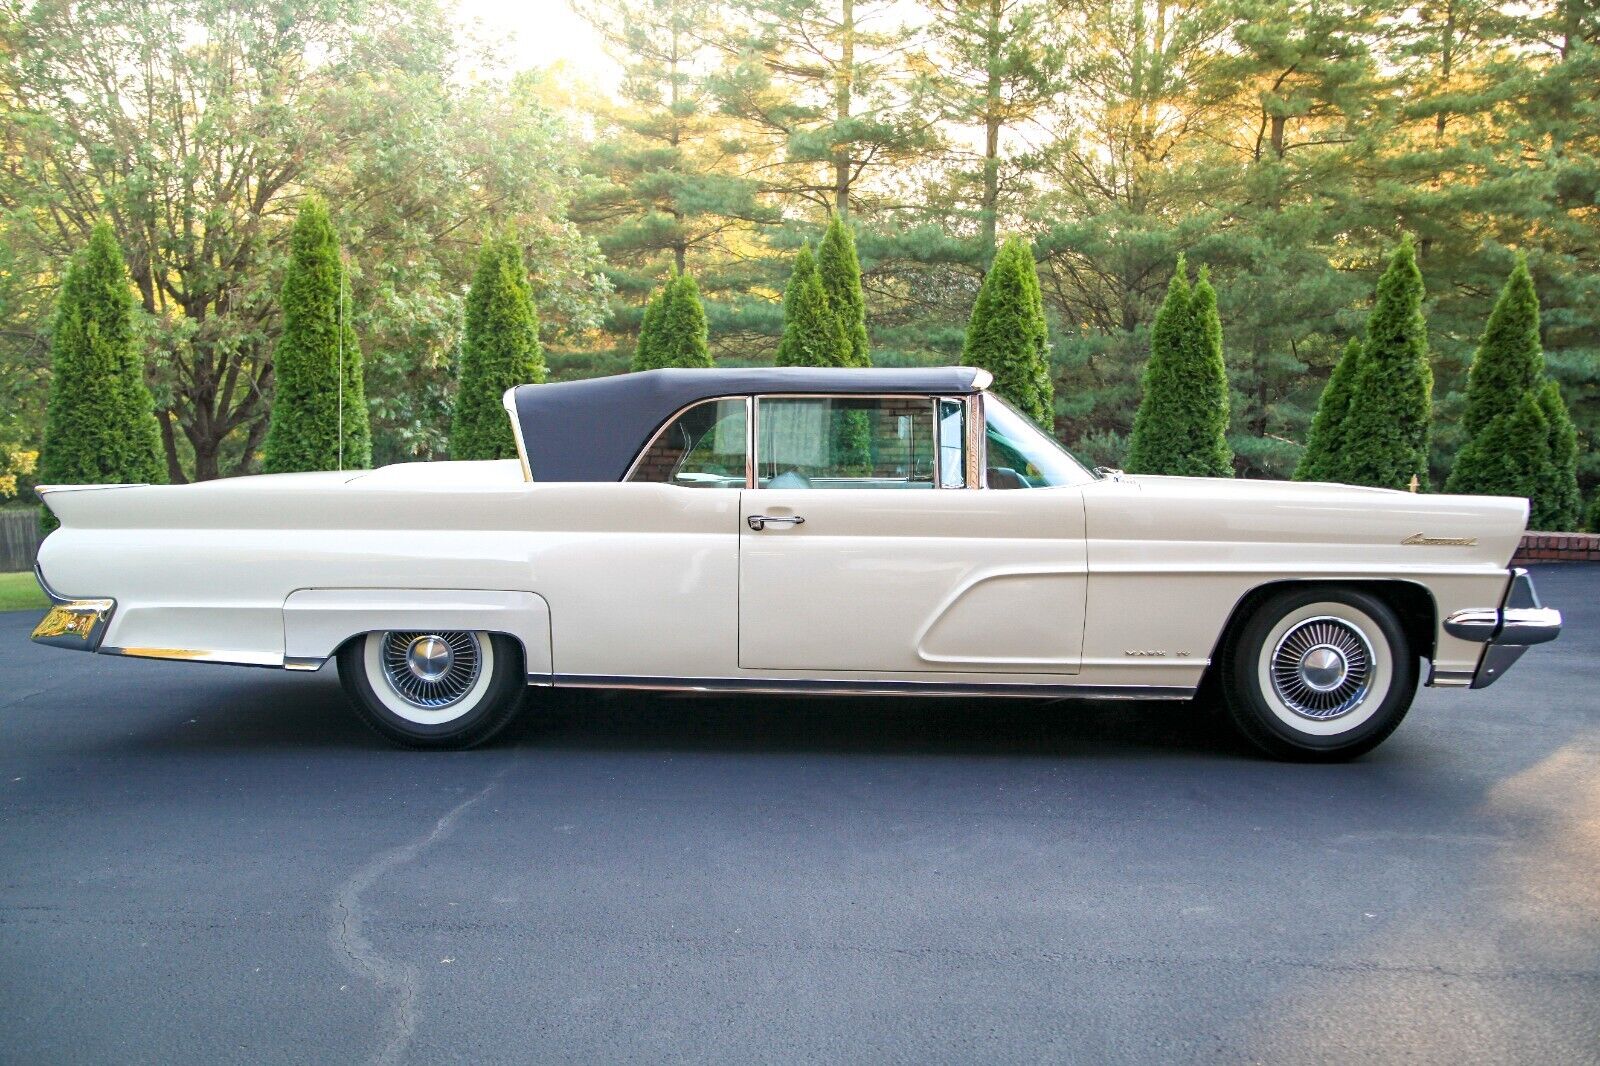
[262,198,371,472]
[451,233,544,461]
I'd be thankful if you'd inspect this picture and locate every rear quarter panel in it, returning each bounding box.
[37,478,740,676]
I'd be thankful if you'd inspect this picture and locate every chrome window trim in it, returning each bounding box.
[621,389,995,491]
[971,392,988,489]
[622,394,753,488]
[500,387,533,482]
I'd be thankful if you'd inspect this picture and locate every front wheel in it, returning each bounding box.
[1219,588,1417,762]
[337,630,526,750]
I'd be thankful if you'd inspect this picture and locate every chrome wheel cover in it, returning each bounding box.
[379,631,482,710]
[1269,616,1374,720]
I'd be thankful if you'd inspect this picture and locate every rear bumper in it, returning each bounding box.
[1443,568,1561,689]
[29,562,115,652]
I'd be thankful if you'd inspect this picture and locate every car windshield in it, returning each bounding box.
[983,395,1095,488]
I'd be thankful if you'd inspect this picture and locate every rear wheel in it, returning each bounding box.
[337,630,525,750]
[1219,588,1417,761]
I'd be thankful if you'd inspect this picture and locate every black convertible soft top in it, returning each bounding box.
[507,366,990,482]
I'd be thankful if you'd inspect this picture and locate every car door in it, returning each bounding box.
[738,394,1088,675]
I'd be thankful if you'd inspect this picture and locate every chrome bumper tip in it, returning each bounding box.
[1443,568,1562,689]
[29,562,115,652]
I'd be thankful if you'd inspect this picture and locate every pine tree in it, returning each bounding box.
[1295,338,1361,482]
[262,199,370,473]
[657,272,713,368]
[1587,493,1600,535]
[1126,258,1233,477]
[962,237,1052,426]
[1460,255,1543,438]
[1337,237,1433,490]
[632,280,669,372]
[925,0,1064,254]
[776,244,849,367]
[1535,379,1581,530]
[451,234,545,461]
[1446,391,1552,512]
[817,214,870,366]
[38,222,165,518]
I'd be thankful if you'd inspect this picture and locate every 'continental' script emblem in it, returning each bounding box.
[1403,532,1477,547]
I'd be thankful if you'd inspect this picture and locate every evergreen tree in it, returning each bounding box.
[1445,258,1583,528]
[1126,259,1233,477]
[1535,379,1581,530]
[656,272,713,368]
[925,0,1064,254]
[776,244,850,367]
[632,281,669,371]
[817,214,870,366]
[38,222,165,516]
[261,199,369,473]
[1446,391,1552,514]
[572,0,777,365]
[1337,237,1433,490]
[710,0,941,217]
[962,237,1052,426]
[1460,256,1544,438]
[451,234,545,461]
[1295,338,1361,482]
[1588,493,1600,535]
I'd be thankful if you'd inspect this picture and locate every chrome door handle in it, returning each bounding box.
[747,514,805,531]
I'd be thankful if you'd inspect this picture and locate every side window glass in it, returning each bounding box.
[938,398,966,488]
[756,397,937,489]
[628,398,747,488]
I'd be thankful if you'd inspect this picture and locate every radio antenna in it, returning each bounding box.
[337,250,345,473]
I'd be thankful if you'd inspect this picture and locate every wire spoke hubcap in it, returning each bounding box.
[381,631,481,710]
[1270,617,1373,720]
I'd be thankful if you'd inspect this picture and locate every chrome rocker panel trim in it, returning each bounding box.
[1442,568,1562,689]
[544,673,1194,700]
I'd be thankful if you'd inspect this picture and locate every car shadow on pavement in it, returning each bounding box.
[109,668,1252,760]
[504,687,1253,761]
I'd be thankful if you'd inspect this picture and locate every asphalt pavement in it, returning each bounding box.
[2,565,1597,1064]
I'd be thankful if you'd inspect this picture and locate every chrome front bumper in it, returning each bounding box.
[1443,568,1562,689]
[29,562,115,652]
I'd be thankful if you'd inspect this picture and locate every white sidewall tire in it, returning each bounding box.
[1254,602,1394,738]
[1219,586,1419,762]
[362,630,497,726]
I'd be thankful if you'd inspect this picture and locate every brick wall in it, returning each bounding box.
[1514,531,1600,564]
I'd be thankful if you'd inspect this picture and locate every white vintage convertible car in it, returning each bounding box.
[32,367,1561,759]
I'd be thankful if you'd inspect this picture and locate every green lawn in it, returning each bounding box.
[0,571,48,612]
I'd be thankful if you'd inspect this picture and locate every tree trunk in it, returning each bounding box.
[190,431,222,482]
[834,0,854,218]
[670,21,687,274]
[981,0,1002,254]
[1435,0,1455,139]
[156,410,188,485]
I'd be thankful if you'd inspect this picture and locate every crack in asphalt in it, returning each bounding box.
[329,768,508,1066]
